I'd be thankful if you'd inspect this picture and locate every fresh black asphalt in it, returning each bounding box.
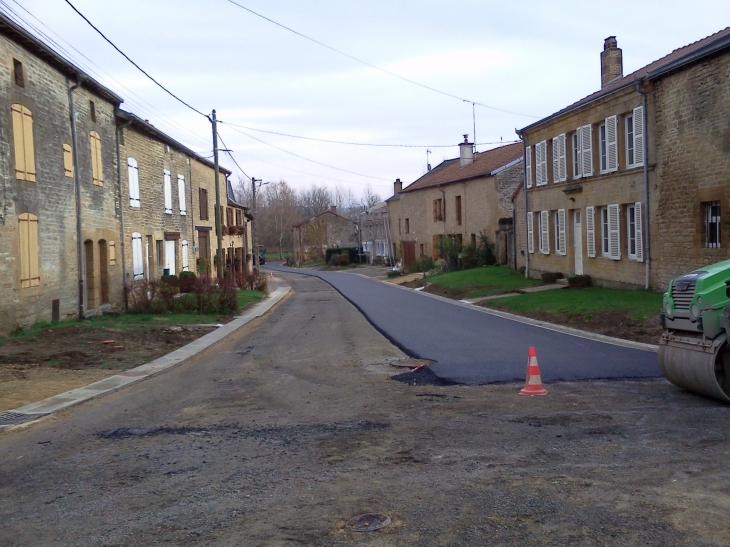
[267,265,661,384]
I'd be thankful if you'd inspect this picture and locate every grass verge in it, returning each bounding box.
[425,266,542,298]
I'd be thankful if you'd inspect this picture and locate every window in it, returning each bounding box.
[90,131,103,185]
[704,201,722,248]
[13,58,24,87]
[599,117,619,173]
[163,170,172,214]
[455,196,462,225]
[181,240,189,271]
[12,104,36,181]
[132,232,144,280]
[236,209,242,226]
[433,199,443,222]
[539,211,550,254]
[127,158,140,207]
[227,207,234,227]
[525,145,532,188]
[599,122,607,173]
[405,218,410,233]
[471,233,476,246]
[601,207,610,256]
[89,100,96,123]
[585,206,596,258]
[607,204,621,260]
[527,212,534,254]
[535,141,548,186]
[575,125,593,178]
[156,240,164,268]
[178,175,187,215]
[18,212,40,288]
[199,188,209,220]
[626,203,644,261]
[420,243,425,256]
[63,144,73,177]
[555,209,566,255]
[109,241,116,266]
[552,134,566,183]
[572,133,581,178]
[627,107,644,168]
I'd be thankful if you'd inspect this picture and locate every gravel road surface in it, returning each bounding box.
[267,265,660,384]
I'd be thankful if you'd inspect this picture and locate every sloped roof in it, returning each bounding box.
[292,209,355,228]
[400,142,523,193]
[227,179,248,209]
[519,26,730,133]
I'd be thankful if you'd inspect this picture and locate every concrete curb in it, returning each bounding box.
[0,282,292,432]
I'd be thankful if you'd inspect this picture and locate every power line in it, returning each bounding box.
[223,124,391,182]
[218,120,519,148]
[222,0,539,119]
[216,131,250,180]
[63,0,209,119]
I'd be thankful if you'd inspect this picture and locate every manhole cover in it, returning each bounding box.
[0,411,50,426]
[347,513,391,532]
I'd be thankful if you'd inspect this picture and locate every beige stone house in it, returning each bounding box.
[360,202,393,265]
[292,206,357,265]
[387,139,523,271]
[0,13,123,334]
[516,29,730,289]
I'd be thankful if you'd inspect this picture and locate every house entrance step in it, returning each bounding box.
[555,278,569,286]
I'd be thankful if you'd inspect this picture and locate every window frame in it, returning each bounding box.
[455,195,462,225]
[572,132,581,179]
[704,201,722,249]
[12,104,36,182]
[199,188,209,220]
[599,122,607,173]
[163,169,172,214]
[178,174,187,215]
[128,157,140,208]
[601,207,610,256]
[405,218,410,234]
[627,204,637,259]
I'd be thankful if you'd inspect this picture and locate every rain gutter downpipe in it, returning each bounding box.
[68,76,84,321]
[636,78,651,290]
[115,115,133,309]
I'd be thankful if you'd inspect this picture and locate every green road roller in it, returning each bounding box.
[659,259,730,402]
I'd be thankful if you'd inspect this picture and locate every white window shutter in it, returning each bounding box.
[558,209,566,255]
[540,141,548,186]
[608,204,621,260]
[606,116,618,172]
[586,206,596,258]
[633,106,644,166]
[178,175,187,215]
[574,128,582,178]
[552,137,559,184]
[558,134,567,181]
[128,157,140,207]
[541,210,550,254]
[132,232,144,280]
[525,146,532,188]
[527,212,534,253]
[181,240,189,271]
[581,124,593,176]
[535,143,543,186]
[634,202,644,262]
[163,170,172,214]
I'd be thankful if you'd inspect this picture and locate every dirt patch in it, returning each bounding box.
[0,324,215,412]
[480,306,663,345]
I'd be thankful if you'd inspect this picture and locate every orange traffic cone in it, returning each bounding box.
[519,347,548,396]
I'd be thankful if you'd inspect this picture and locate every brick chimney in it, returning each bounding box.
[601,36,623,88]
[329,205,337,213]
[394,178,402,194]
[459,135,473,167]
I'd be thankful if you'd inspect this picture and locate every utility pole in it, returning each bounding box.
[251,177,260,274]
[212,109,223,280]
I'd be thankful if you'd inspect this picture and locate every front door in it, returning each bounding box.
[574,211,583,276]
[165,240,176,275]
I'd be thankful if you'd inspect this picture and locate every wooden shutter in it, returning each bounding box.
[586,206,596,258]
[525,145,532,188]
[527,212,534,253]
[540,211,550,254]
[12,104,35,181]
[178,175,187,215]
[581,124,593,177]
[633,106,644,166]
[557,209,566,255]
[181,240,189,271]
[18,212,40,288]
[63,144,74,177]
[608,204,620,260]
[574,129,582,178]
[90,131,103,185]
[606,116,618,172]
[163,170,172,214]
[109,241,116,266]
[132,232,144,280]
[634,202,644,262]
[559,134,567,181]
[535,141,547,186]
[199,188,208,220]
[128,157,140,207]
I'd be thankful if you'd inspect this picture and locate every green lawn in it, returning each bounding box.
[237,289,266,310]
[482,287,662,320]
[427,266,543,298]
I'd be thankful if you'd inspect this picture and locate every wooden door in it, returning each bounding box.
[402,241,416,271]
[198,230,210,276]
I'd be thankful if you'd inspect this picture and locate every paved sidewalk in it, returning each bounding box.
[0,281,291,432]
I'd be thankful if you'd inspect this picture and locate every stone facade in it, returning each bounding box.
[0,16,123,334]
[292,208,357,265]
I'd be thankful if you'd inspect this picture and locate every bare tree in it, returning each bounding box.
[262,181,299,259]
[299,184,332,216]
[364,185,382,209]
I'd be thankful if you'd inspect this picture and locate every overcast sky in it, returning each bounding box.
[6,0,730,199]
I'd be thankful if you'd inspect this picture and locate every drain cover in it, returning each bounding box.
[0,411,50,426]
[347,513,391,532]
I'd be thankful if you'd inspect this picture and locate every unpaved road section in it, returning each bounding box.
[1,274,729,546]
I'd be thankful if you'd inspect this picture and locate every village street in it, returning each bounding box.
[2,273,730,546]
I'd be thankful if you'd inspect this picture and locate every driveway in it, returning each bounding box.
[267,265,660,384]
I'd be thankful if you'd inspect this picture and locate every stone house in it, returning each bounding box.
[360,201,393,265]
[116,110,248,287]
[387,139,523,271]
[0,13,123,334]
[516,29,730,289]
[291,206,357,265]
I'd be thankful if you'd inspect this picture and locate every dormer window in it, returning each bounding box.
[13,59,24,88]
